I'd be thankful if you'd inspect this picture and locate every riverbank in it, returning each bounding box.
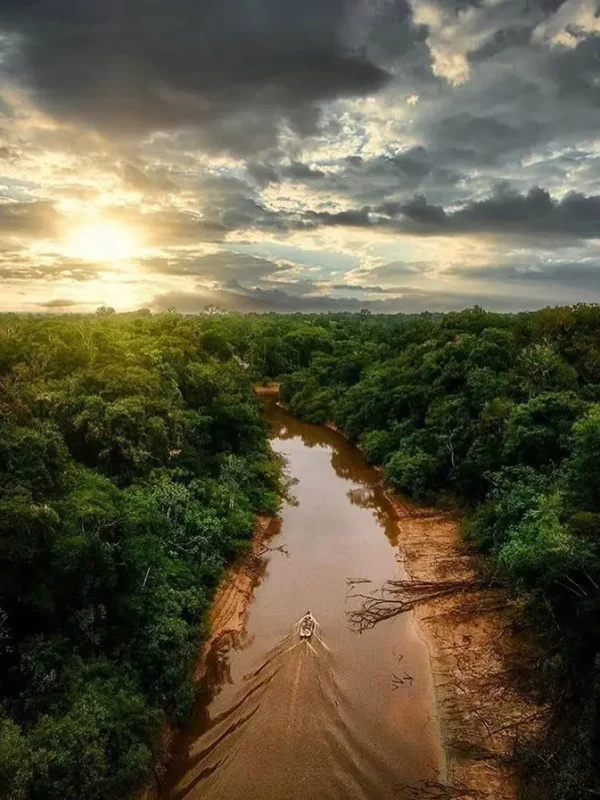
[389,496,547,799]
[195,515,279,679]
[322,405,547,797]
[139,514,277,800]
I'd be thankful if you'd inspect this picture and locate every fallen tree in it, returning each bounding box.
[347,578,496,632]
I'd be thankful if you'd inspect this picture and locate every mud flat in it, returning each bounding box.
[389,497,547,799]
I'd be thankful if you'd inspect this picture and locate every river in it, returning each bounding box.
[158,401,445,799]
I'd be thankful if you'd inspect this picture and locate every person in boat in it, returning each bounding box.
[298,610,317,639]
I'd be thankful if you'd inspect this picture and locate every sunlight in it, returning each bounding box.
[65,221,139,263]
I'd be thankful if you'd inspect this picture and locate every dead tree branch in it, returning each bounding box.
[347,578,496,632]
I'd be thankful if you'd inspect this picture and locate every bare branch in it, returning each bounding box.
[347,578,495,632]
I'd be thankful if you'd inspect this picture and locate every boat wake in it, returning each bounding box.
[166,623,417,800]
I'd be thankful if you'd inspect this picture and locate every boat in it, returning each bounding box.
[298,610,317,639]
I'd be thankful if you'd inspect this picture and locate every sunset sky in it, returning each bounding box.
[0,0,599,313]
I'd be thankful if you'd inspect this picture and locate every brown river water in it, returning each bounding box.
[158,401,446,800]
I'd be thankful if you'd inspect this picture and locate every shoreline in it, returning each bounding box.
[321,414,546,798]
[388,495,547,799]
[138,514,278,800]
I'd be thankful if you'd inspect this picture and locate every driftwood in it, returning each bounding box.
[254,542,289,560]
[347,578,494,632]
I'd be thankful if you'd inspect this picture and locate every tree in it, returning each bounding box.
[503,392,586,469]
[0,716,31,800]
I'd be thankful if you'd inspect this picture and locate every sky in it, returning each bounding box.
[0,0,599,314]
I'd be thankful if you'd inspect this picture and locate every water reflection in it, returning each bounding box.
[266,400,399,546]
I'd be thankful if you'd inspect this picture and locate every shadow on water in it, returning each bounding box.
[158,400,445,800]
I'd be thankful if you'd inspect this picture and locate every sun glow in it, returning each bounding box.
[65,221,139,263]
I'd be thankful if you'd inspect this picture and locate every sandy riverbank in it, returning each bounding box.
[389,496,547,799]
[139,515,277,800]
[287,397,546,796]
[195,515,278,677]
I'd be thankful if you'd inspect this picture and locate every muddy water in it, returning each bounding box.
[159,402,445,800]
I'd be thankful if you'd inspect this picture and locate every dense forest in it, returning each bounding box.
[3,305,600,799]
[0,312,279,800]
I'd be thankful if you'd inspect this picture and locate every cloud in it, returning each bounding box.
[348,260,430,284]
[329,283,406,294]
[107,208,226,246]
[306,207,373,227]
[0,201,64,238]
[34,298,79,308]
[0,0,394,154]
[0,255,100,282]
[409,0,532,86]
[448,259,600,290]
[143,251,289,282]
[532,0,600,49]
[442,186,600,239]
[150,284,372,313]
[301,185,600,240]
[150,282,537,314]
[245,146,457,208]
[1,0,600,314]
[281,161,326,181]
[121,163,176,194]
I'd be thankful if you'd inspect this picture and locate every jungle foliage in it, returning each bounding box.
[4,304,600,799]
[0,312,279,800]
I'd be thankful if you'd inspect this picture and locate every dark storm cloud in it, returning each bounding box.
[427,113,546,167]
[307,208,373,227]
[173,170,290,234]
[268,147,462,206]
[0,0,397,153]
[302,186,600,240]
[281,162,326,181]
[548,35,600,105]
[246,146,462,206]
[447,186,600,238]
[247,163,281,187]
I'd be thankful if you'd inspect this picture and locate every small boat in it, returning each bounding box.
[298,610,317,639]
